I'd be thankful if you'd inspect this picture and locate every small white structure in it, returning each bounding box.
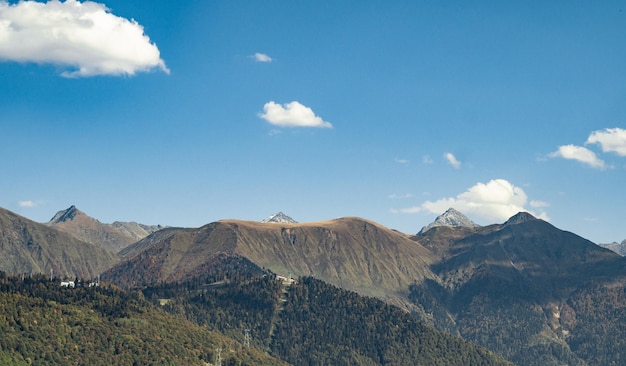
[60,280,75,288]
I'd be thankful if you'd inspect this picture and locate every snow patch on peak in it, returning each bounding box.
[262,212,298,224]
[418,208,479,234]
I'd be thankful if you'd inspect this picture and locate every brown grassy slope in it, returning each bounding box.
[108,217,436,304]
[0,208,119,279]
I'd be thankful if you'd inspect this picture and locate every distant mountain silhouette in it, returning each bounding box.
[600,239,626,256]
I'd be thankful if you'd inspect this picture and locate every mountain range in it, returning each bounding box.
[0,207,118,279]
[47,205,163,253]
[2,205,626,364]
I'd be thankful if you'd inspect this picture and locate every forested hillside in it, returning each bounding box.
[271,277,510,366]
[0,272,287,366]
[140,264,510,366]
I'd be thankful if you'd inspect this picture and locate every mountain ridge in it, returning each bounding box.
[4,205,626,364]
[0,207,118,279]
[106,216,436,307]
[47,205,163,253]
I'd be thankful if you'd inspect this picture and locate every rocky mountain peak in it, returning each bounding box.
[599,239,626,256]
[418,208,479,234]
[48,205,83,224]
[503,211,537,226]
[262,212,298,224]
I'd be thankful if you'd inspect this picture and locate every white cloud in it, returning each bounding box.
[18,200,44,208]
[549,144,605,169]
[422,155,433,164]
[251,52,272,62]
[394,158,409,164]
[394,179,549,223]
[0,0,168,77]
[259,101,332,128]
[586,127,626,156]
[444,152,461,169]
[388,193,414,199]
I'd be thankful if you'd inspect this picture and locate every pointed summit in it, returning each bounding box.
[418,208,479,234]
[503,211,538,226]
[48,205,83,224]
[262,212,297,224]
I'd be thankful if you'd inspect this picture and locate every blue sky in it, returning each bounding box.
[2,0,626,243]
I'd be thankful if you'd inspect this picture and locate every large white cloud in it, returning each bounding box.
[259,101,332,128]
[394,179,549,223]
[0,0,169,77]
[549,144,605,169]
[586,127,626,156]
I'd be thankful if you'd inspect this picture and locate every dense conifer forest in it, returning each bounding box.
[140,261,510,366]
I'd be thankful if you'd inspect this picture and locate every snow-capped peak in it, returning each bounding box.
[418,208,479,234]
[262,212,298,224]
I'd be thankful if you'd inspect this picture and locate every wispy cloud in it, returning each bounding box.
[18,200,44,208]
[444,152,461,169]
[549,145,605,169]
[259,101,332,128]
[388,193,414,199]
[393,178,549,223]
[250,52,273,63]
[0,0,168,77]
[394,158,409,164]
[422,155,433,164]
[586,127,626,156]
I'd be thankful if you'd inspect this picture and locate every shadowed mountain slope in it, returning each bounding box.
[47,205,163,253]
[419,212,624,298]
[0,207,119,279]
[411,212,626,365]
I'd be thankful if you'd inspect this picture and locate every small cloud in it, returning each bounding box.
[394,158,409,164]
[258,101,332,128]
[268,129,282,136]
[390,206,422,214]
[422,155,433,164]
[549,145,605,169]
[394,178,549,222]
[444,152,461,169]
[388,193,414,199]
[586,127,626,156]
[0,0,168,77]
[250,52,273,63]
[18,200,44,208]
